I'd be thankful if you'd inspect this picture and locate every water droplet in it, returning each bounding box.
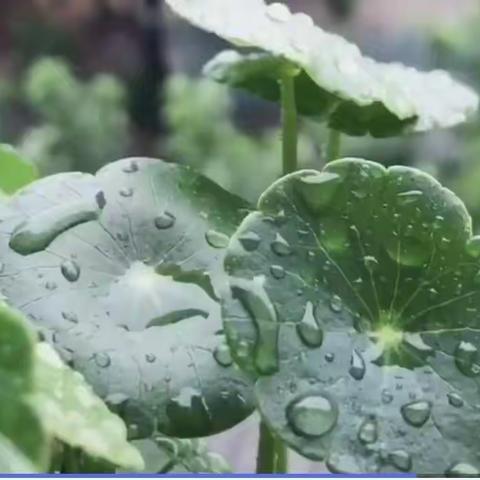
[270,265,286,279]
[363,256,378,273]
[358,416,378,444]
[145,353,156,363]
[231,277,278,375]
[388,450,412,472]
[205,230,229,249]
[61,311,78,323]
[154,212,175,229]
[213,343,233,367]
[466,236,480,258]
[400,400,431,427]
[296,171,341,212]
[381,389,393,404]
[329,295,342,313]
[447,392,464,408]
[45,281,57,291]
[93,352,111,368]
[446,463,480,476]
[287,394,337,437]
[95,191,106,209]
[61,259,81,282]
[119,187,133,197]
[238,232,261,251]
[271,233,292,256]
[266,2,291,22]
[349,349,366,380]
[455,341,479,377]
[325,353,335,363]
[296,302,323,348]
[397,190,423,205]
[10,201,100,255]
[122,160,139,173]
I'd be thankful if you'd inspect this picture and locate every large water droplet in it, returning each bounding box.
[10,200,100,255]
[357,416,378,444]
[230,277,278,375]
[94,352,111,368]
[270,265,286,280]
[447,392,464,408]
[266,2,291,22]
[296,302,323,348]
[400,400,431,427]
[329,295,342,313]
[213,343,233,367]
[388,450,412,472]
[397,190,423,205]
[446,463,479,476]
[154,212,175,230]
[61,259,81,282]
[238,232,261,252]
[271,233,292,256]
[287,394,337,437]
[455,341,479,376]
[296,172,341,212]
[205,230,229,249]
[349,349,366,380]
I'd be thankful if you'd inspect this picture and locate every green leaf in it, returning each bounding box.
[32,342,144,471]
[222,158,480,474]
[0,158,254,439]
[0,434,37,473]
[166,0,478,137]
[123,437,230,474]
[0,303,49,470]
[0,144,38,194]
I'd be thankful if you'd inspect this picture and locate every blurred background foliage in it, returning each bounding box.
[0,0,480,472]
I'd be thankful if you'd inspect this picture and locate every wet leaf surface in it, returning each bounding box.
[166,0,478,137]
[0,158,255,439]
[222,158,480,474]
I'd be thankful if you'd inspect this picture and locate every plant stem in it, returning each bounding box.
[326,128,342,163]
[281,73,298,175]
[256,421,288,473]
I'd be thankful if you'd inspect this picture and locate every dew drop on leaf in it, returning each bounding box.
[154,211,175,230]
[145,353,156,363]
[325,353,335,363]
[287,394,337,438]
[119,187,134,198]
[400,400,431,427]
[270,265,286,280]
[238,232,261,251]
[397,190,423,205]
[213,343,233,367]
[205,230,229,249]
[61,259,81,282]
[266,2,291,23]
[446,463,480,476]
[349,349,366,380]
[357,416,378,444]
[122,160,139,173]
[61,311,78,323]
[455,341,479,377]
[271,233,292,256]
[296,302,323,348]
[93,352,111,368]
[45,281,57,291]
[388,450,412,472]
[329,294,343,313]
[447,392,464,408]
[296,172,340,213]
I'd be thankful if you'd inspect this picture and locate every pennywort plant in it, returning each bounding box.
[0,0,479,475]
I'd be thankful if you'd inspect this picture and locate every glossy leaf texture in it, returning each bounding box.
[0,144,38,195]
[0,158,254,439]
[32,343,144,471]
[0,303,48,470]
[123,436,230,474]
[222,158,480,474]
[165,0,478,137]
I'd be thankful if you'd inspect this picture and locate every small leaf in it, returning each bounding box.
[0,158,254,439]
[222,158,480,474]
[0,144,38,194]
[166,0,478,137]
[31,343,144,471]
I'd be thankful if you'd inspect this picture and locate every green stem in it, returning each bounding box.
[61,446,81,473]
[256,421,288,473]
[281,73,298,175]
[326,128,342,163]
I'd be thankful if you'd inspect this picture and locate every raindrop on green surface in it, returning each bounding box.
[447,392,464,408]
[145,353,156,363]
[357,416,378,444]
[446,463,480,476]
[122,161,139,173]
[270,265,286,280]
[296,172,341,213]
[62,311,79,323]
[94,352,111,368]
[119,187,134,198]
[325,353,335,363]
[271,233,292,256]
[287,394,338,438]
[205,230,230,249]
[349,349,366,380]
[61,259,81,282]
[154,212,176,230]
[329,295,343,313]
[213,343,233,367]
[388,450,412,472]
[455,341,479,377]
[397,190,423,205]
[238,232,261,252]
[296,302,323,348]
[45,281,57,291]
[400,400,431,427]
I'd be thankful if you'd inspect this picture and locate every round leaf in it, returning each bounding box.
[222,158,480,474]
[0,158,254,438]
[166,0,478,137]
[0,144,38,194]
[32,342,144,471]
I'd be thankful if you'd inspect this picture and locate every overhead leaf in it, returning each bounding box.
[0,158,254,439]
[166,0,478,137]
[222,158,480,474]
[0,303,49,470]
[0,144,38,194]
[0,434,37,473]
[32,342,144,471]
[123,436,230,474]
